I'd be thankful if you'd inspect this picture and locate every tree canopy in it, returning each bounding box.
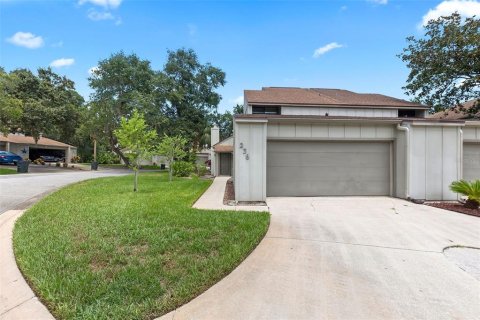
[114,110,157,191]
[0,67,84,142]
[399,13,480,113]
[88,49,226,164]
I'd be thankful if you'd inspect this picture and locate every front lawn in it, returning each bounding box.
[0,167,17,175]
[14,173,269,319]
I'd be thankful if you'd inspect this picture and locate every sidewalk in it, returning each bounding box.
[0,210,54,320]
[193,176,268,212]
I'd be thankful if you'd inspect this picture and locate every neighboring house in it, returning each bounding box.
[0,133,77,163]
[210,125,233,176]
[218,87,480,202]
[430,99,479,120]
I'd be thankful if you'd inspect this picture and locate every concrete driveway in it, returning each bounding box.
[0,169,128,214]
[162,197,480,320]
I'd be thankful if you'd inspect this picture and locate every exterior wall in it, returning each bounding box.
[267,122,396,140]
[463,122,480,142]
[281,106,397,117]
[8,144,29,159]
[394,128,407,198]
[210,126,220,176]
[409,124,462,200]
[234,120,267,201]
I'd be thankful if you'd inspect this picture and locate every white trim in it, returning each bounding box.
[397,124,410,199]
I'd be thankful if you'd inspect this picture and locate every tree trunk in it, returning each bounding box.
[134,169,138,192]
[109,133,130,166]
[169,167,173,182]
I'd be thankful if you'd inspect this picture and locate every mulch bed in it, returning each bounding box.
[223,178,235,205]
[426,202,480,218]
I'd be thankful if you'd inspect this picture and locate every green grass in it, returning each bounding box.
[0,167,17,174]
[14,173,269,320]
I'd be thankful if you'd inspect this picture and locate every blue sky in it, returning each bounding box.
[1,0,479,112]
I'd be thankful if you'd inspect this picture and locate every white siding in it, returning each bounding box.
[409,125,461,200]
[234,121,267,201]
[463,125,480,142]
[395,129,407,199]
[281,106,397,117]
[267,123,396,140]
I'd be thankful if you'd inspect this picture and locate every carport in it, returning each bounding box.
[0,134,77,163]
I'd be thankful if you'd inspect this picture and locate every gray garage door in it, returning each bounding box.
[267,141,391,196]
[463,143,480,181]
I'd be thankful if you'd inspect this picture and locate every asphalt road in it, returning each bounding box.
[0,167,128,214]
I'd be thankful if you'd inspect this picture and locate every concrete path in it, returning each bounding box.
[0,210,54,320]
[193,176,267,212]
[0,170,128,320]
[160,197,480,320]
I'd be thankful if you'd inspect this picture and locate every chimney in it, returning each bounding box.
[211,125,220,147]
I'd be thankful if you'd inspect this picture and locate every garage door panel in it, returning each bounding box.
[464,143,480,181]
[268,166,389,181]
[267,180,390,197]
[268,152,389,168]
[268,141,389,153]
[267,141,390,196]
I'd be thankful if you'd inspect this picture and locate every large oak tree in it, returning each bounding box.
[399,13,479,114]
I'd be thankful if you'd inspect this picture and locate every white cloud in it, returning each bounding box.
[87,9,114,20]
[6,32,44,49]
[50,58,75,68]
[230,95,244,105]
[368,0,388,4]
[187,23,198,36]
[313,42,343,58]
[79,0,122,9]
[421,0,480,26]
[88,66,99,75]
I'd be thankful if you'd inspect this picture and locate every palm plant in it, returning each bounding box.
[449,180,480,209]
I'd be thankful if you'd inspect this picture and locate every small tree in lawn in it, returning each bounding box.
[157,135,187,182]
[114,110,157,191]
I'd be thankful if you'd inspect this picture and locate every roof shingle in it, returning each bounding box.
[244,87,427,108]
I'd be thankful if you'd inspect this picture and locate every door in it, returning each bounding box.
[267,141,391,196]
[219,153,232,176]
[463,143,480,181]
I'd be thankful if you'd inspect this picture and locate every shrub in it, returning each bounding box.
[97,151,121,164]
[171,161,195,177]
[196,164,208,176]
[33,158,45,165]
[55,162,61,167]
[449,179,480,209]
[70,155,81,163]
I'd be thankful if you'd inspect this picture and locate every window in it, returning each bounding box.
[398,109,416,117]
[252,105,281,115]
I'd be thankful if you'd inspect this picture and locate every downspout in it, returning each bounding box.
[397,124,410,199]
[458,128,463,201]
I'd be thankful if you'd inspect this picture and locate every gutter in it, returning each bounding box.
[397,124,410,199]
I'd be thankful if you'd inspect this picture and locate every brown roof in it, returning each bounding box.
[213,145,233,153]
[213,136,233,153]
[235,114,465,124]
[244,87,428,109]
[0,134,74,148]
[430,99,480,120]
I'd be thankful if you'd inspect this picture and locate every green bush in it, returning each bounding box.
[196,164,208,176]
[97,151,121,164]
[172,161,195,177]
[450,179,480,209]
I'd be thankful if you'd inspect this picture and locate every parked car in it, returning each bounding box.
[40,155,62,162]
[0,151,23,165]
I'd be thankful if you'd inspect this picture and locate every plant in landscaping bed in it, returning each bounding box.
[449,180,480,209]
[157,134,187,181]
[196,164,208,176]
[114,110,157,192]
[171,161,195,177]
